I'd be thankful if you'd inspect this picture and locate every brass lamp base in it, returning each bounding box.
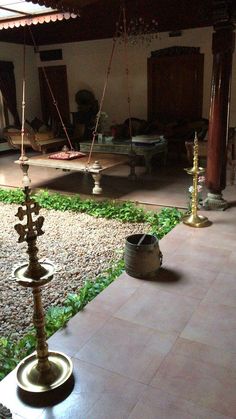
[183,213,211,228]
[16,351,73,393]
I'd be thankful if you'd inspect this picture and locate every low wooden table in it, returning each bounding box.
[80,137,168,174]
[15,152,129,194]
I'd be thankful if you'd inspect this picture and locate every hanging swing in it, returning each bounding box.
[16,2,134,194]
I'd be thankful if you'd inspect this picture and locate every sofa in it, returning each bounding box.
[3,118,67,154]
[110,117,208,160]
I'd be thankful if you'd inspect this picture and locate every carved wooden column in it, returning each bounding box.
[204,1,235,210]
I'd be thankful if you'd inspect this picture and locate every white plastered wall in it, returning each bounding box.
[1,25,236,126]
[39,26,236,127]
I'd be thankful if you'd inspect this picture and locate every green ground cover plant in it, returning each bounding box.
[0,188,182,237]
[0,188,182,380]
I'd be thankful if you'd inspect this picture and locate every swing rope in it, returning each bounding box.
[28,27,74,151]
[19,28,27,161]
[122,2,133,143]
[19,2,132,171]
[86,7,122,166]
[87,1,133,166]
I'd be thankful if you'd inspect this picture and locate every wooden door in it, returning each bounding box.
[148,51,204,122]
[38,65,70,133]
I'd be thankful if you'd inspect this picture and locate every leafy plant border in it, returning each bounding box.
[0,188,182,380]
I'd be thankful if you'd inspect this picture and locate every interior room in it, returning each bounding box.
[0,0,236,207]
[0,1,236,418]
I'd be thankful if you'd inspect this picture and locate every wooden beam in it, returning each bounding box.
[25,0,101,12]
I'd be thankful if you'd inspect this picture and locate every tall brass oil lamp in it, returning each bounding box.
[13,166,72,393]
[183,133,211,228]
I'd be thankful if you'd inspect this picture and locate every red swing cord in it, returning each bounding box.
[86,3,133,166]
[122,3,133,142]
[19,29,27,161]
[28,27,74,151]
[86,9,122,166]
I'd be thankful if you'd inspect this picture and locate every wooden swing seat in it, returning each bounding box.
[15,152,129,195]
[3,125,66,154]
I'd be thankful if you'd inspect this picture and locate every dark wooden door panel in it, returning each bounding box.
[148,53,204,121]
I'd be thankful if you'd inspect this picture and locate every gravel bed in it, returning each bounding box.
[0,202,145,340]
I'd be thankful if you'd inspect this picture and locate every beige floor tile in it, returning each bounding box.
[172,337,236,373]
[116,271,144,288]
[86,274,140,315]
[202,272,236,307]
[0,370,44,419]
[170,243,229,273]
[161,224,194,240]
[40,358,146,419]
[175,240,229,259]
[157,237,185,263]
[210,224,236,236]
[85,371,146,419]
[48,308,109,356]
[128,386,232,419]
[138,264,217,300]
[115,286,199,334]
[221,251,236,274]
[181,302,236,352]
[75,317,176,384]
[151,352,236,417]
[181,229,236,251]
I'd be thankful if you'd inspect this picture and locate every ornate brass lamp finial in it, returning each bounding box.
[15,186,47,280]
[183,132,211,228]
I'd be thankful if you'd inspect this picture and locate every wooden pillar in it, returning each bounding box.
[204,2,235,210]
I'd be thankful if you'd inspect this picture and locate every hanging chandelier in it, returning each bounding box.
[127,17,158,46]
[117,7,159,47]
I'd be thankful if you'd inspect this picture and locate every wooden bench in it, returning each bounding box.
[3,126,66,154]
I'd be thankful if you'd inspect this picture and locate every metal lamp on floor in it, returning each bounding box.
[13,166,72,393]
[183,133,211,228]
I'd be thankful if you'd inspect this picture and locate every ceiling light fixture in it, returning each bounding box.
[117,7,159,47]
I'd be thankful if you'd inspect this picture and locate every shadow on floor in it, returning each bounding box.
[31,165,190,201]
[17,374,75,408]
[136,267,182,283]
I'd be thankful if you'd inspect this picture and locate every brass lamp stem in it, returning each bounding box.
[25,237,48,280]
[192,171,198,217]
[32,287,51,374]
[191,136,199,217]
